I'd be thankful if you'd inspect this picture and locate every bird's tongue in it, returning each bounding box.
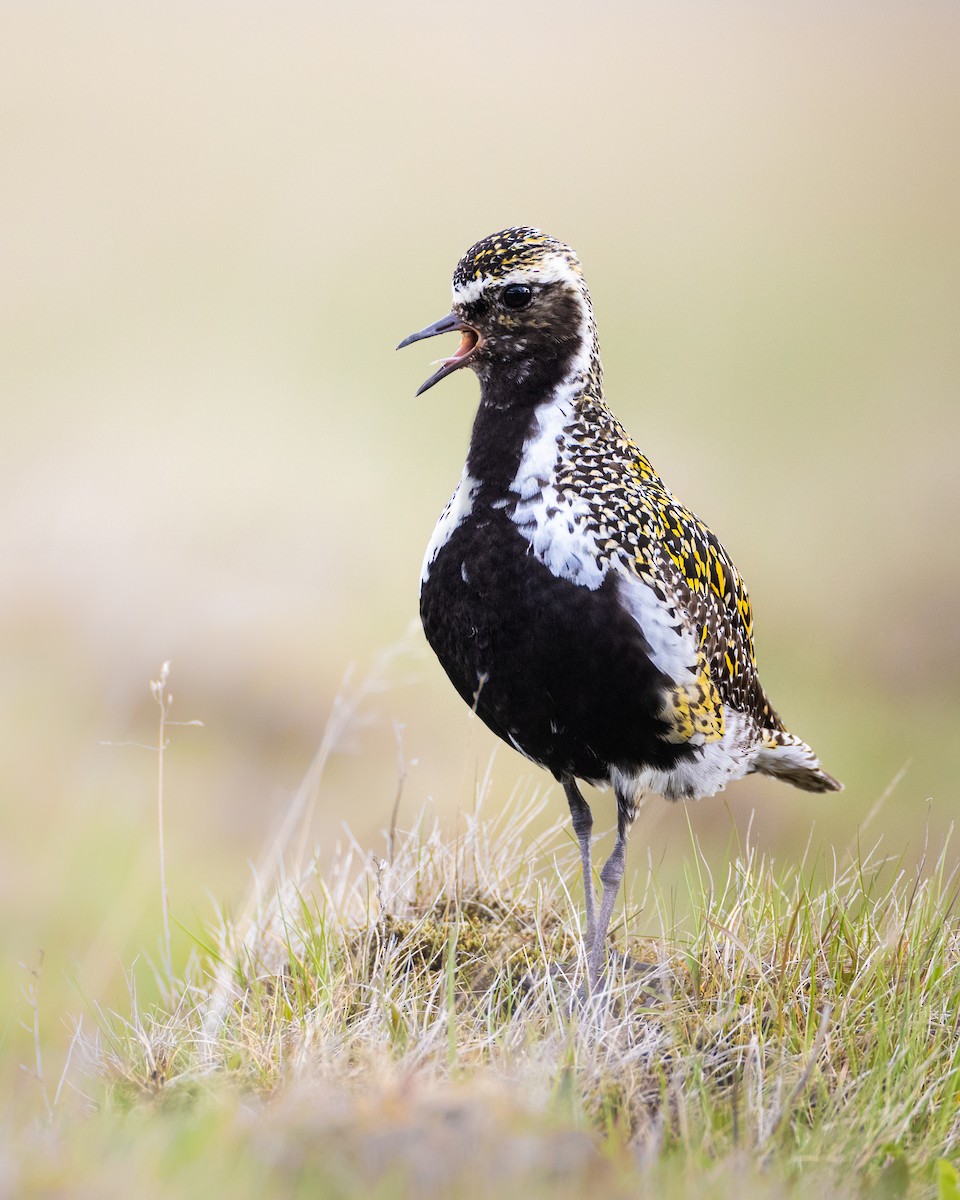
[442,328,479,366]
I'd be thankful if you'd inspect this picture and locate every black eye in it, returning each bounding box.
[501,283,532,310]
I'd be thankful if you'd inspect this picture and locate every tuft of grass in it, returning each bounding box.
[50,792,960,1200]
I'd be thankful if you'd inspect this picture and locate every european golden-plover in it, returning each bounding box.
[398,226,841,987]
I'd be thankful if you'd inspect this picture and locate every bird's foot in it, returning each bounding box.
[521,950,669,1020]
[581,949,671,1016]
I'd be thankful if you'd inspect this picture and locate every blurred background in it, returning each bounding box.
[2,1,958,1092]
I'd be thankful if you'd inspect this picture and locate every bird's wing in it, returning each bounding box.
[612,439,783,743]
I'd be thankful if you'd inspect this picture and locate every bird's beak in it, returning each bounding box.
[397,312,481,396]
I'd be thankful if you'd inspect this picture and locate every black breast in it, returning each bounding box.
[420,502,696,784]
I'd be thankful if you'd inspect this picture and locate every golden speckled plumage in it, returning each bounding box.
[548,392,771,746]
[452,227,583,287]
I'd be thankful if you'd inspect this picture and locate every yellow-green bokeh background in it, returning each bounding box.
[2,2,959,1098]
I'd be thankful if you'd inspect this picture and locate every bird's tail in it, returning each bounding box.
[752,729,842,793]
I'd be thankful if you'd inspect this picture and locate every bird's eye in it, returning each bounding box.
[501,283,533,310]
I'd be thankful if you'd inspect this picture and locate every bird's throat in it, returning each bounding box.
[466,394,540,493]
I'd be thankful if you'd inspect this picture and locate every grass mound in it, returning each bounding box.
[56,792,960,1200]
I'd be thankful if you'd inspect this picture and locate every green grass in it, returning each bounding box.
[9,767,960,1199]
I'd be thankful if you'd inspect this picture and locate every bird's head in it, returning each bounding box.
[398,226,599,400]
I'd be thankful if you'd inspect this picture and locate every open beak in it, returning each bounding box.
[397,312,481,396]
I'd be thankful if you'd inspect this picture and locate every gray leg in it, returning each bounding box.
[563,778,596,957]
[587,790,636,989]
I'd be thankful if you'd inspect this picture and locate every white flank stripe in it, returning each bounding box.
[616,567,697,683]
[507,287,604,586]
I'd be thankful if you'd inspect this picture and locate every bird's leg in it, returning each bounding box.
[587,795,635,990]
[563,778,596,957]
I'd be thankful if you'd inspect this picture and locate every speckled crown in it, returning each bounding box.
[452,227,579,286]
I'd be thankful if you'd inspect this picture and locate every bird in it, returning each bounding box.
[398,226,841,989]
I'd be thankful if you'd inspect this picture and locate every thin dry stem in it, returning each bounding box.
[150,660,173,984]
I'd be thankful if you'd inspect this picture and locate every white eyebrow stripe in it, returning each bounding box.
[451,277,486,304]
[451,253,583,306]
